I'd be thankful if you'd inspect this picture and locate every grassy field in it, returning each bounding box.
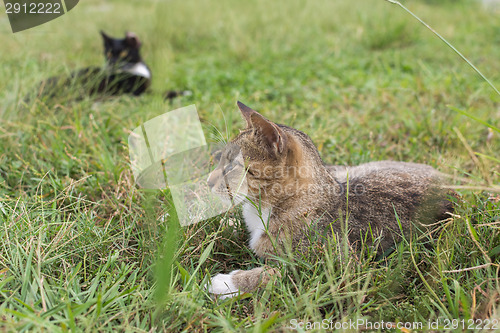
[1,0,499,331]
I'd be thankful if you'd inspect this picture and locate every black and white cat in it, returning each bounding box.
[99,31,191,100]
[28,31,151,102]
[98,30,152,96]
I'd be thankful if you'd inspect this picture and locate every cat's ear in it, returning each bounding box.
[237,101,258,128]
[125,31,141,49]
[237,101,287,154]
[100,30,113,46]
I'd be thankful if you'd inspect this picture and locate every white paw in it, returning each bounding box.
[206,271,240,299]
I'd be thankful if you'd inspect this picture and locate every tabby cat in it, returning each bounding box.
[206,101,455,299]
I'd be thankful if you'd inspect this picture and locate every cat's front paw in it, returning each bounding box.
[206,271,240,299]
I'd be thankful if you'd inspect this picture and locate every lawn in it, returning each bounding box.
[0,0,499,331]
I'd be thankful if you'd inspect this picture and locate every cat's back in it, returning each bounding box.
[323,161,452,249]
[331,161,439,181]
[331,161,445,206]
[328,160,449,230]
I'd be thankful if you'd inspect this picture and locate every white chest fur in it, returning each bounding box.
[123,62,151,79]
[242,203,271,250]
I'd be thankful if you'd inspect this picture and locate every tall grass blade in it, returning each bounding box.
[385,0,500,99]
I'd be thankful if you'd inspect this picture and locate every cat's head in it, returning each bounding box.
[208,102,323,206]
[100,31,142,68]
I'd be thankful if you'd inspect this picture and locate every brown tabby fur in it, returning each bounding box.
[206,101,455,298]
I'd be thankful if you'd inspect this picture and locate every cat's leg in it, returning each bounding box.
[207,266,279,299]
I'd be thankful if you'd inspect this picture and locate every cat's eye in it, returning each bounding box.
[222,160,244,176]
[222,163,236,176]
[120,51,128,58]
[106,51,112,59]
[211,150,222,164]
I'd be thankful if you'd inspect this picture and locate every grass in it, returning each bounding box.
[0,0,499,331]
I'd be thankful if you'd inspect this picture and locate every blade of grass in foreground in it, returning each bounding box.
[449,106,500,134]
[141,189,180,308]
[475,152,500,165]
[385,0,500,99]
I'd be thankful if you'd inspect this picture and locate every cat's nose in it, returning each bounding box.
[207,172,216,189]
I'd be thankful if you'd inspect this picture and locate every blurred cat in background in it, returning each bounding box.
[28,31,150,103]
[27,30,190,103]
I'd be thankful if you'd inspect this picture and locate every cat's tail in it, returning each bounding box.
[163,90,193,100]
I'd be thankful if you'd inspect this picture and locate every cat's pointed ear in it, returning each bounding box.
[125,31,141,49]
[237,101,287,154]
[237,101,256,128]
[100,30,112,46]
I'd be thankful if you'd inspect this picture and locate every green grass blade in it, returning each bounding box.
[475,152,500,165]
[385,0,500,99]
[450,106,500,134]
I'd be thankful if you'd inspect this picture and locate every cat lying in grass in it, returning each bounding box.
[206,101,456,299]
[26,31,151,103]
[26,31,189,103]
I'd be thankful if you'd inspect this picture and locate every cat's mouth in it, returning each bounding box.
[208,172,248,207]
[209,175,236,202]
[209,186,234,208]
